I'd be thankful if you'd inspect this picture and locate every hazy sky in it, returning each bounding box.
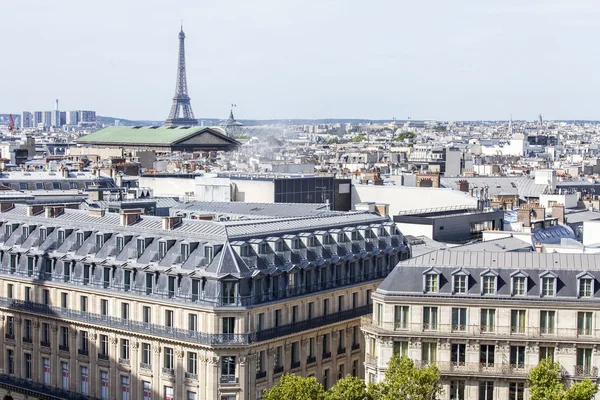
[2,0,600,121]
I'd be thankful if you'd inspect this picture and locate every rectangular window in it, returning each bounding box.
[6,316,14,337]
[450,380,465,400]
[221,281,236,305]
[100,335,109,355]
[80,330,89,353]
[257,313,264,331]
[121,303,129,320]
[24,353,32,379]
[580,278,593,298]
[540,346,554,362]
[43,289,50,305]
[80,296,88,312]
[451,343,466,366]
[323,298,329,316]
[275,309,281,328]
[425,274,438,293]
[42,323,50,343]
[121,375,130,400]
[540,310,556,334]
[136,238,146,257]
[510,310,526,334]
[423,306,438,330]
[159,241,167,259]
[143,381,152,400]
[101,299,108,316]
[188,314,198,331]
[24,287,32,302]
[142,343,151,364]
[40,228,47,242]
[509,346,525,367]
[421,342,437,364]
[42,357,50,385]
[124,270,131,292]
[164,347,174,370]
[577,348,593,371]
[61,326,69,349]
[452,308,467,331]
[23,319,32,340]
[480,308,495,332]
[394,305,409,329]
[101,371,109,400]
[542,277,555,297]
[61,292,68,308]
[116,236,124,252]
[80,366,89,394]
[58,230,65,245]
[480,344,495,366]
[479,381,494,400]
[509,382,524,400]
[165,310,174,327]
[376,303,383,326]
[482,276,496,295]
[578,312,593,336]
[204,246,214,262]
[292,305,298,324]
[6,349,14,374]
[308,302,314,320]
[120,339,130,361]
[454,275,466,294]
[61,361,69,390]
[393,341,408,356]
[188,352,198,374]
[223,317,235,335]
[83,264,90,285]
[513,276,526,296]
[222,356,236,378]
[6,283,13,299]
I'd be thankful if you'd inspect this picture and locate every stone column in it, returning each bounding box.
[110,335,119,399]
[175,349,185,399]
[50,323,58,387]
[206,355,220,400]
[301,338,309,376]
[89,332,98,397]
[238,355,249,400]
[32,321,40,382]
[69,325,78,392]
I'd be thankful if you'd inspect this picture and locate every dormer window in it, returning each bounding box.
[136,238,146,257]
[378,227,386,236]
[541,276,556,297]
[451,268,469,294]
[4,224,12,236]
[116,236,124,253]
[276,241,284,252]
[577,272,595,298]
[307,237,316,247]
[510,270,529,296]
[96,233,104,248]
[40,228,47,242]
[181,243,190,262]
[337,233,345,243]
[76,232,84,246]
[259,243,267,254]
[292,239,300,249]
[351,231,358,241]
[58,230,65,245]
[423,268,441,294]
[158,241,167,259]
[323,234,331,245]
[22,227,29,239]
[204,246,214,263]
[240,245,249,257]
[480,270,498,295]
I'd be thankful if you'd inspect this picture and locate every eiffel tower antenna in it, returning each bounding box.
[165,24,197,127]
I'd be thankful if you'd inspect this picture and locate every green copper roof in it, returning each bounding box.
[77,126,230,145]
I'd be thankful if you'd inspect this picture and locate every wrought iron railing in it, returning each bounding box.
[0,373,100,400]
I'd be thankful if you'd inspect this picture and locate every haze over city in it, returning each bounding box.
[2,0,600,121]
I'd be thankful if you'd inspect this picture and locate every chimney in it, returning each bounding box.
[55,99,59,112]
[162,216,183,230]
[535,241,543,253]
[552,204,565,224]
[88,208,106,217]
[45,206,64,218]
[457,180,469,193]
[120,209,142,226]
[88,190,103,201]
[517,206,532,227]
[61,167,69,179]
[374,203,389,217]
[26,205,44,217]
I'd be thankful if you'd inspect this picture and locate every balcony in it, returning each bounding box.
[185,372,198,380]
[97,353,109,361]
[220,375,238,384]
[366,354,378,367]
[413,361,534,377]
[78,349,89,356]
[256,370,267,380]
[351,343,360,351]
[22,337,32,343]
[322,352,331,360]
[162,367,175,376]
[59,345,69,352]
[307,356,316,365]
[140,362,152,371]
[0,372,102,400]
[337,347,346,356]
[273,365,284,375]
[574,365,598,377]
[118,358,130,365]
[40,341,50,348]
[5,333,14,340]
[290,361,301,370]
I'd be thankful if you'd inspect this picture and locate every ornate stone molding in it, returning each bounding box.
[32,321,40,330]
[301,339,308,347]
[284,344,292,353]
[153,345,161,354]
[316,335,324,345]
[332,331,340,341]
[176,350,185,359]
[50,324,58,333]
[267,348,276,357]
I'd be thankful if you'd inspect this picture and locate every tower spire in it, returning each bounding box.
[165,25,197,127]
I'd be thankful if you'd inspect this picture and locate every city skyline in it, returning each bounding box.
[2,0,600,121]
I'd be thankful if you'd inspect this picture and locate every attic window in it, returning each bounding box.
[423,268,441,294]
[40,228,47,242]
[159,241,167,259]
[116,236,124,252]
[204,246,214,263]
[577,272,595,298]
[181,243,190,262]
[22,226,29,240]
[541,276,556,297]
[276,241,284,252]
[58,229,65,245]
[76,232,84,247]
[240,245,249,257]
[259,243,267,254]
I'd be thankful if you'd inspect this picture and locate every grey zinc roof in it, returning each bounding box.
[171,201,334,220]
[440,176,547,198]
[378,250,600,300]
[447,237,533,252]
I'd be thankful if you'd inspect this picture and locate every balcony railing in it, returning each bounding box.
[413,361,534,376]
[337,347,346,356]
[322,352,331,360]
[220,375,238,384]
[118,358,130,365]
[162,367,175,376]
[40,341,50,348]
[574,365,598,377]
[291,361,301,369]
[361,319,600,342]
[256,371,267,380]
[4,333,14,340]
[22,337,32,343]
[307,356,316,365]
[97,353,109,361]
[0,372,101,400]
[59,345,69,352]
[366,354,378,366]
[351,343,360,351]
[185,372,198,380]
[140,362,152,371]
[273,365,284,375]
[77,349,89,356]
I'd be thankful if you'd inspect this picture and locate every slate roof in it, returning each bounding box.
[378,250,600,300]
[76,126,236,146]
[171,201,335,220]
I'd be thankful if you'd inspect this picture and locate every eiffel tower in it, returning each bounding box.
[165,25,198,127]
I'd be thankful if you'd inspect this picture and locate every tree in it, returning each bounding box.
[527,358,598,400]
[370,355,443,400]
[325,375,371,400]
[262,373,325,400]
[393,132,416,141]
[352,135,366,142]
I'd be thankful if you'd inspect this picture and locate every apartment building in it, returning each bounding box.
[0,203,409,400]
[362,250,600,400]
